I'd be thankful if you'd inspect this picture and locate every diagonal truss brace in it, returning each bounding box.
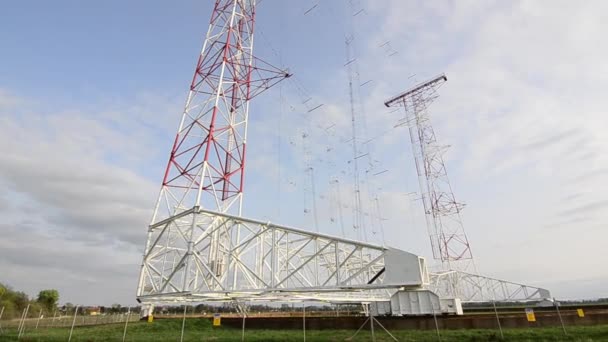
[138,207,427,304]
[385,74,473,270]
[428,270,551,302]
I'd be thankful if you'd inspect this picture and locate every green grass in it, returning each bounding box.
[1,318,608,341]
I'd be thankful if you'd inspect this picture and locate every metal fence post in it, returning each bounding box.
[180,305,187,342]
[68,306,79,342]
[371,316,398,342]
[370,307,376,342]
[554,298,567,336]
[0,306,4,334]
[51,310,57,328]
[122,307,131,342]
[35,309,43,329]
[0,306,5,334]
[18,303,30,339]
[241,312,246,342]
[431,300,441,342]
[492,299,504,339]
[303,305,306,342]
[17,307,25,337]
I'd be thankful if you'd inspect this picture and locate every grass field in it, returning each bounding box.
[1,318,608,341]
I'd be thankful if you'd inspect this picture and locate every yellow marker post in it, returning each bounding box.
[525,308,536,322]
[147,314,154,323]
[577,309,585,318]
[213,313,221,326]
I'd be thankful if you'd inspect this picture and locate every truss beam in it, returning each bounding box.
[138,208,428,303]
[429,270,551,302]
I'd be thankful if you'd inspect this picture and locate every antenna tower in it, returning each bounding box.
[134,2,549,310]
[345,37,366,242]
[385,75,474,271]
[137,0,290,299]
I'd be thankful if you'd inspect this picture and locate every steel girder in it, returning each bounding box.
[429,270,551,302]
[137,207,550,305]
[137,208,427,303]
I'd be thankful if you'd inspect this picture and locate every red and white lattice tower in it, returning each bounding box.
[137,0,289,302]
[133,4,550,309]
[385,75,474,272]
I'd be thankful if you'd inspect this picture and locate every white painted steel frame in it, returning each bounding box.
[430,271,551,302]
[137,0,289,303]
[136,2,552,307]
[385,75,551,303]
[138,209,406,303]
[137,205,550,304]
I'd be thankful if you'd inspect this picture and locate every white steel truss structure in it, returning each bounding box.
[384,74,552,304]
[430,271,551,302]
[137,0,291,303]
[138,208,429,303]
[137,207,551,305]
[136,2,552,308]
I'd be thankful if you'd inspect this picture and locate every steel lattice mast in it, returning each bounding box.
[137,0,290,300]
[385,75,474,271]
[135,4,550,308]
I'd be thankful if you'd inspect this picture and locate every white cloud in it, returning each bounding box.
[2,0,607,304]
[355,0,608,298]
[0,89,181,304]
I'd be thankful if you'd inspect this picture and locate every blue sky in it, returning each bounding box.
[1,0,607,305]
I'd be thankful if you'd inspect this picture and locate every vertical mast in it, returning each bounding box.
[156,0,269,221]
[345,37,366,242]
[385,75,474,271]
[138,0,289,299]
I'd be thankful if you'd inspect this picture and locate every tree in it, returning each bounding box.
[13,291,29,310]
[37,289,59,312]
[110,303,122,313]
[63,302,75,315]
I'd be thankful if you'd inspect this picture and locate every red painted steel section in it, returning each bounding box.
[157,0,287,210]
